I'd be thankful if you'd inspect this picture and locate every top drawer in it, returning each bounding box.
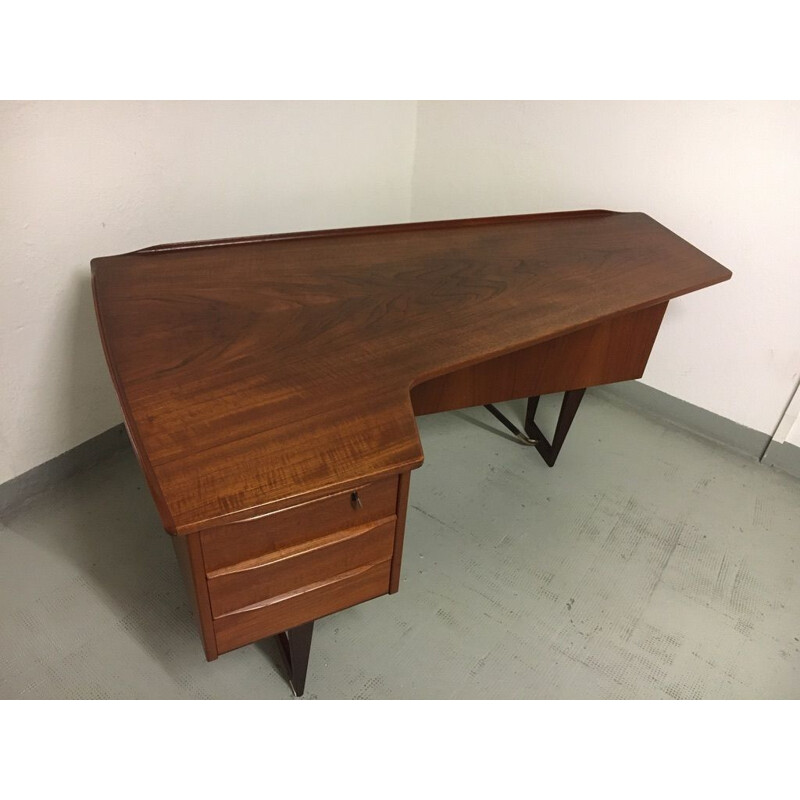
[200,475,399,572]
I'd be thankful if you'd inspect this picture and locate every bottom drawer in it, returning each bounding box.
[207,518,396,618]
[214,559,391,654]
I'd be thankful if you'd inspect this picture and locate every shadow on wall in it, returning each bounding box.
[65,269,126,463]
[0,268,126,510]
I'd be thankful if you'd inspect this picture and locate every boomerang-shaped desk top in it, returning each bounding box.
[92,210,731,694]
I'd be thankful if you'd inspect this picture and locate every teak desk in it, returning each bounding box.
[92,211,731,695]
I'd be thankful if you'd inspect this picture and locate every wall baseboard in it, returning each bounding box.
[593,381,773,460]
[596,381,799,481]
[2,381,798,516]
[0,424,129,517]
[761,438,800,481]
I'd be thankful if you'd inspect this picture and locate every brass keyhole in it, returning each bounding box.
[351,491,363,510]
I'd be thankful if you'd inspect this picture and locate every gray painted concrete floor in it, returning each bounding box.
[1,391,798,699]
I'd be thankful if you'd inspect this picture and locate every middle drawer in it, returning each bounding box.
[206,516,396,618]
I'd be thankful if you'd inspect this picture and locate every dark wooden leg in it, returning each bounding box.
[276,620,314,697]
[484,402,538,445]
[525,388,586,467]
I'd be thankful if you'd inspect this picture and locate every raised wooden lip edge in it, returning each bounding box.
[125,209,619,256]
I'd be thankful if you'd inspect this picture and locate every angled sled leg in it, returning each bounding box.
[484,402,539,445]
[524,388,586,467]
[276,620,314,697]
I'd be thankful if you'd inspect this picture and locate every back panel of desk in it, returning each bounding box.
[410,302,668,415]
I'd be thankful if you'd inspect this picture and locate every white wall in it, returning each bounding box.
[3,101,799,486]
[788,415,800,447]
[411,101,800,436]
[772,383,800,447]
[0,101,417,484]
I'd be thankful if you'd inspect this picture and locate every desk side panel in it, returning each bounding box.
[410,302,668,415]
[389,471,411,593]
[172,534,219,661]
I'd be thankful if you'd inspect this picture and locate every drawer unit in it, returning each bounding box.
[171,472,410,663]
[201,474,400,572]
[207,517,396,618]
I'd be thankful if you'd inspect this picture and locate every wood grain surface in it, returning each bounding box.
[92,211,731,535]
[200,475,398,572]
[410,302,668,415]
[213,560,393,653]
[207,518,396,618]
